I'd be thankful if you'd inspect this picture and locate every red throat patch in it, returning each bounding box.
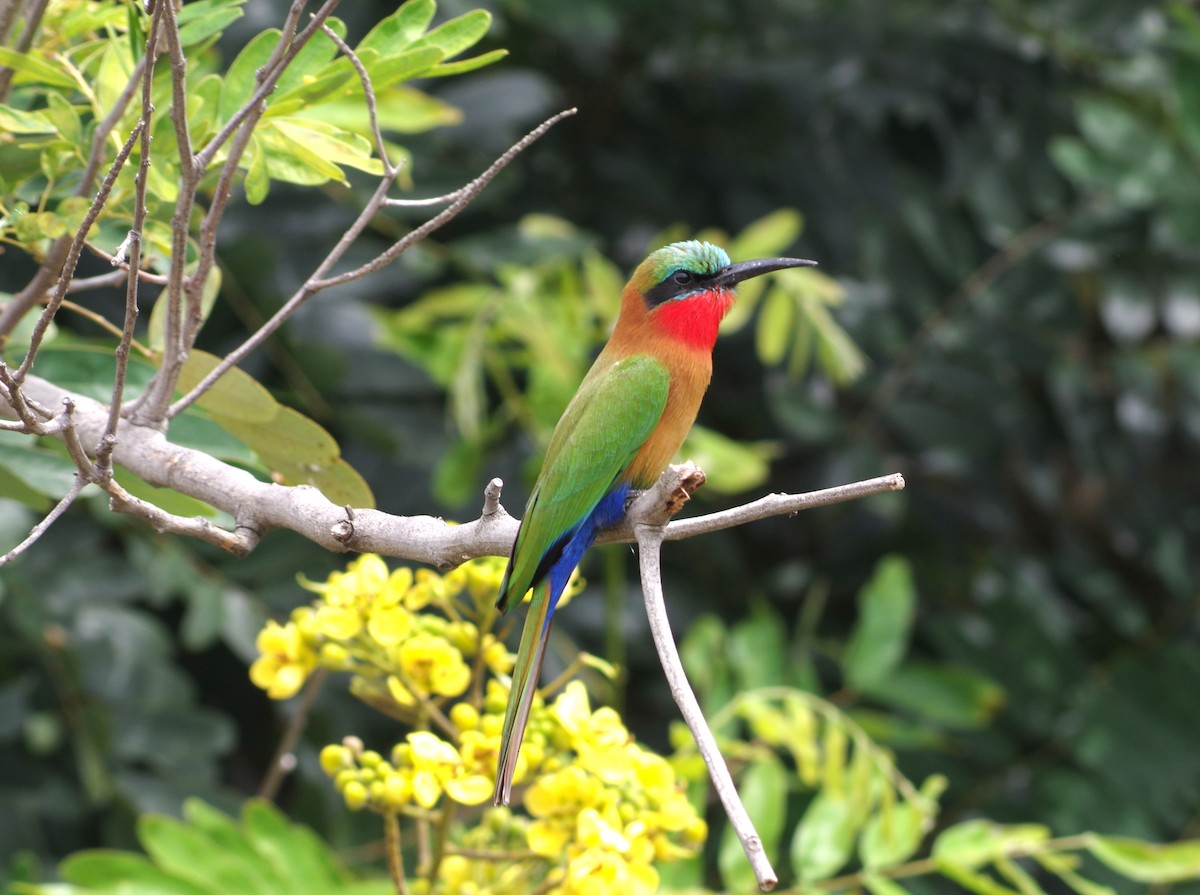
[651,289,734,350]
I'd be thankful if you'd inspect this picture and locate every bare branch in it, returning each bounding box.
[2,373,905,573]
[653,473,907,542]
[96,15,157,480]
[103,478,260,555]
[312,108,579,292]
[320,22,392,174]
[0,0,48,102]
[10,119,144,383]
[0,474,88,566]
[0,54,147,339]
[193,0,339,170]
[168,108,578,419]
[628,466,778,892]
[131,0,197,427]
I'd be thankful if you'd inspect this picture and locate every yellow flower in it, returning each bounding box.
[367,599,412,645]
[551,682,632,780]
[314,604,362,640]
[250,620,317,699]
[563,847,658,895]
[406,568,446,611]
[394,633,472,698]
[405,731,494,808]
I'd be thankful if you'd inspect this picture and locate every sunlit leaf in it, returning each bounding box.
[173,350,277,423]
[791,791,859,881]
[1087,835,1200,883]
[0,104,57,135]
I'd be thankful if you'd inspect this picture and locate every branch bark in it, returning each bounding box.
[0,371,904,571]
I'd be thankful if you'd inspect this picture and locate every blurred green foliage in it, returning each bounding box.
[2,0,1200,893]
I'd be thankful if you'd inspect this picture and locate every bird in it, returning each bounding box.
[491,239,816,805]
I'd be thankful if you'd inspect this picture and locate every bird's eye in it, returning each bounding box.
[671,270,694,287]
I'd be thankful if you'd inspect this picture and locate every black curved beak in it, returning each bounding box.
[715,257,817,287]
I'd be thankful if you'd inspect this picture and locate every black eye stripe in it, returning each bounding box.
[644,268,715,308]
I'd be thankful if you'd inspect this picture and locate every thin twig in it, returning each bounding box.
[383,811,411,895]
[103,478,258,555]
[0,474,88,566]
[629,466,779,892]
[0,0,48,101]
[97,38,157,479]
[167,108,578,419]
[0,52,147,340]
[55,300,154,358]
[131,0,195,426]
[654,473,907,542]
[312,108,578,293]
[320,22,392,174]
[192,0,339,170]
[12,120,145,383]
[259,669,327,801]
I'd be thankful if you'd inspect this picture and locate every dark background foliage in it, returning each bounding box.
[2,0,1198,889]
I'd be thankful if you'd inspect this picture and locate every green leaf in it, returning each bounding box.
[756,287,795,365]
[0,104,57,135]
[679,424,779,495]
[272,18,344,97]
[933,821,1050,870]
[256,121,350,183]
[424,48,509,77]
[173,349,277,423]
[0,432,78,498]
[241,800,345,892]
[177,0,246,47]
[138,814,274,895]
[865,662,1004,729]
[220,30,281,122]
[95,41,136,121]
[806,295,867,384]
[1087,835,1200,883]
[995,856,1048,895]
[44,94,83,145]
[410,10,492,59]
[843,556,916,691]
[791,792,859,881]
[61,850,213,895]
[0,463,51,509]
[0,48,76,88]
[309,86,462,135]
[268,119,382,176]
[244,137,270,205]
[718,757,788,892]
[1034,853,1118,895]
[860,799,927,868]
[727,602,787,691]
[359,0,437,55]
[730,208,804,258]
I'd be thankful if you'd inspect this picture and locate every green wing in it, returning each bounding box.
[498,354,670,609]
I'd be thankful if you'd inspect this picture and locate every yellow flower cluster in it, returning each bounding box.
[522,682,707,895]
[249,553,513,703]
[250,554,705,895]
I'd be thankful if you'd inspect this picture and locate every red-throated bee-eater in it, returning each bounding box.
[492,240,816,805]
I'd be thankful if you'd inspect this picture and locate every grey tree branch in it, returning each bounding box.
[1,372,904,572]
[629,464,779,891]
